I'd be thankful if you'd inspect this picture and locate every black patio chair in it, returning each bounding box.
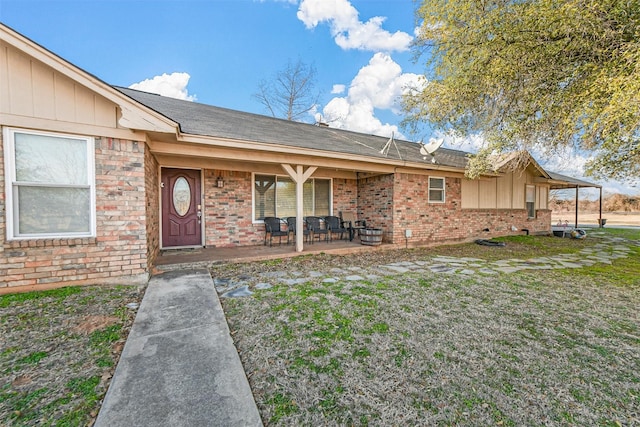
[286,217,310,243]
[339,211,367,241]
[305,216,329,244]
[324,215,349,242]
[263,217,289,246]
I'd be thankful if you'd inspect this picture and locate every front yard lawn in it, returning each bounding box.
[0,285,144,426]
[220,229,640,426]
[1,229,637,426]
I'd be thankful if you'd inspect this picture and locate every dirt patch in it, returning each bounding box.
[72,315,120,335]
[11,376,32,387]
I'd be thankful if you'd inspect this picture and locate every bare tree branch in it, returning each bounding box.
[253,59,320,122]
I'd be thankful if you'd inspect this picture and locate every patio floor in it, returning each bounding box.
[153,238,390,272]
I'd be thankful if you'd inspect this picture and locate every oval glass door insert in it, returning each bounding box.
[173,177,191,216]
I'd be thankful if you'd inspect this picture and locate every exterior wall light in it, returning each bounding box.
[217,176,224,188]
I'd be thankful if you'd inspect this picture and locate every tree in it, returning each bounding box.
[403,0,640,180]
[253,59,320,122]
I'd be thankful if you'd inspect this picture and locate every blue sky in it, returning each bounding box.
[0,0,422,136]
[0,0,636,196]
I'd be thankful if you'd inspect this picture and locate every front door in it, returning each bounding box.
[161,168,202,248]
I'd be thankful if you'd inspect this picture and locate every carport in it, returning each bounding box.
[547,171,603,228]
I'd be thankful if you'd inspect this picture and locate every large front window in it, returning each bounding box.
[4,128,95,239]
[254,174,330,220]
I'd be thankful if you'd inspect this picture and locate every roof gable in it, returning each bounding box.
[0,23,177,133]
[493,151,551,179]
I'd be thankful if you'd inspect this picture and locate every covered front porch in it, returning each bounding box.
[153,238,392,272]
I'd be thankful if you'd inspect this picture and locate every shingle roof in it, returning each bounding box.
[115,86,469,170]
[546,171,601,189]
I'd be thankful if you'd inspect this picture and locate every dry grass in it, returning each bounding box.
[219,229,640,426]
[0,285,145,426]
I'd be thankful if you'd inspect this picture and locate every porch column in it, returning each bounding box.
[281,164,317,252]
[599,187,603,227]
[575,186,580,228]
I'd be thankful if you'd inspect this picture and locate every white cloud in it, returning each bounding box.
[297,0,412,52]
[321,53,422,138]
[438,131,488,154]
[530,146,621,197]
[129,72,197,101]
[532,145,590,180]
[331,84,346,94]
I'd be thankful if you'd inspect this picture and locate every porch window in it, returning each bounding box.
[3,128,95,239]
[526,185,536,218]
[254,174,331,221]
[428,177,445,203]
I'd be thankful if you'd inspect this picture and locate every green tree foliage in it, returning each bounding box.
[403,0,640,180]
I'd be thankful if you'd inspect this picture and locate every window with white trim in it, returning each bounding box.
[4,128,96,239]
[253,174,330,220]
[526,185,536,218]
[428,177,445,203]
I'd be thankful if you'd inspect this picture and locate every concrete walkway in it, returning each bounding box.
[94,269,263,427]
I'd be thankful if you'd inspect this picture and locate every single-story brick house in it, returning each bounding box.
[0,24,590,291]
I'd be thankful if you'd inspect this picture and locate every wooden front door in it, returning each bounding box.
[161,168,202,248]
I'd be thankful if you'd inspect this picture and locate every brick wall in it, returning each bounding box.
[145,147,160,268]
[178,169,551,249]
[357,174,395,241]
[392,173,551,245]
[201,175,360,247]
[332,178,358,216]
[203,169,264,247]
[0,136,150,291]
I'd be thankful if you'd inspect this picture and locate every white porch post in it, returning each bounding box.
[575,185,580,228]
[281,164,317,252]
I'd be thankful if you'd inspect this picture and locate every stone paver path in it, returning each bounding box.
[214,235,638,298]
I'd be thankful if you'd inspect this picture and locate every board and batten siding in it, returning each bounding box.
[0,41,116,127]
[461,171,549,210]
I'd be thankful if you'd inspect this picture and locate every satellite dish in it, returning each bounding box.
[420,138,443,155]
[420,138,443,162]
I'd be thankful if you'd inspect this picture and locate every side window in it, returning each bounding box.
[526,185,536,218]
[4,128,96,239]
[428,177,445,203]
